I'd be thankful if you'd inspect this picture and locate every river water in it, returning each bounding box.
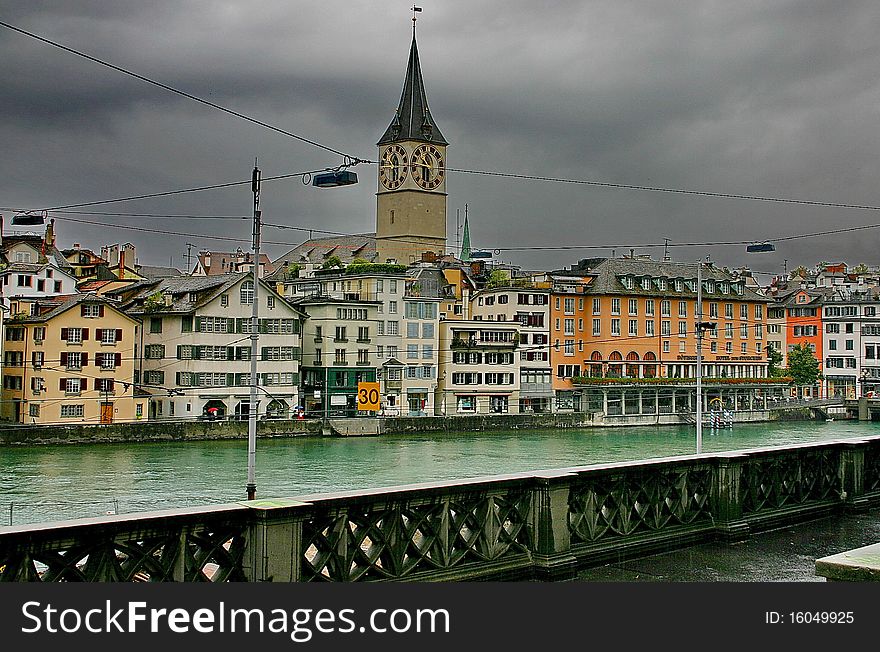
[2,420,879,525]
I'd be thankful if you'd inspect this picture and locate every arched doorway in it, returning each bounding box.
[626,351,640,378]
[266,399,289,419]
[235,400,256,421]
[203,400,227,420]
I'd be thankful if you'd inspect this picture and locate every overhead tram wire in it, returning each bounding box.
[33,211,880,258]
[0,20,368,164]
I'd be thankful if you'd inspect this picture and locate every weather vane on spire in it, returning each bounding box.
[412,5,422,34]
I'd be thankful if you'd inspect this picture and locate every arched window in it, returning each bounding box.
[607,351,623,377]
[240,280,254,305]
[625,351,640,378]
[642,351,657,378]
[589,351,603,377]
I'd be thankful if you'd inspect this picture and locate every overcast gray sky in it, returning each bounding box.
[2,1,880,279]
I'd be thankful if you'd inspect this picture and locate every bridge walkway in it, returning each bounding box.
[576,507,880,582]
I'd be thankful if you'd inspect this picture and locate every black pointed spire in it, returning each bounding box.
[377,35,447,146]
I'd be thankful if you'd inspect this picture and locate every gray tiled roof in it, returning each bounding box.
[555,257,767,301]
[13,293,132,324]
[137,265,182,279]
[269,234,378,277]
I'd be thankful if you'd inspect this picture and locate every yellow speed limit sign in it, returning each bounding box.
[357,382,380,411]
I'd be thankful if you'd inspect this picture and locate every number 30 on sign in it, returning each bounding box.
[357,382,380,411]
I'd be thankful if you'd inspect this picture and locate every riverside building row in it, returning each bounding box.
[10,256,880,424]
[0,256,769,423]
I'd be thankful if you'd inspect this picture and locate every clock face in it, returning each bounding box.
[411,144,445,190]
[379,145,408,190]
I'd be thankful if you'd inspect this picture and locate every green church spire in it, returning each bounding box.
[460,215,471,261]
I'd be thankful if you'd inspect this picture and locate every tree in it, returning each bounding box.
[322,255,343,269]
[786,343,821,387]
[486,269,509,288]
[852,262,870,275]
[766,344,785,377]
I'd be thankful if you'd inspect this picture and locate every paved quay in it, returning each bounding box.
[576,508,880,582]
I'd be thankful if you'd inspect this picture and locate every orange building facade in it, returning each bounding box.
[549,258,770,408]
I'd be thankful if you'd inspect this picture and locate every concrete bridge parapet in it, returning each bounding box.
[2,436,880,582]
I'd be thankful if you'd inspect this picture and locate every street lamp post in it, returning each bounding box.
[245,165,358,501]
[246,166,261,501]
[696,262,703,454]
[694,260,717,454]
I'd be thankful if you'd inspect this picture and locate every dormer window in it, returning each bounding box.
[719,282,728,294]
[657,278,667,291]
[189,293,198,302]
[641,277,651,291]
[621,276,634,290]
[706,281,715,294]
[674,279,683,292]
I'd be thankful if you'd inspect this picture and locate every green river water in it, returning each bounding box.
[2,419,879,525]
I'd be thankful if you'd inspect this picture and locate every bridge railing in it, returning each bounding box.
[3,436,880,582]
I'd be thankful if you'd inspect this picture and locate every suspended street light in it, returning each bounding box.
[312,170,358,188]
[11,210,46,226]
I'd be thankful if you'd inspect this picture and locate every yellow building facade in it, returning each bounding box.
[1,295,141,424]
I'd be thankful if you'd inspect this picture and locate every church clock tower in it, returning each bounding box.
[376,27,448,264]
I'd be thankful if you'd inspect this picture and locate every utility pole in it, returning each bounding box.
[246,165,261,501]
[696,261,703,454]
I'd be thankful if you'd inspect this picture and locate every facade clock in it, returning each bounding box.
[411,144,445,190]
[379,144,408,190]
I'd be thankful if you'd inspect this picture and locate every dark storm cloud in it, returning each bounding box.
[3,1,880,276]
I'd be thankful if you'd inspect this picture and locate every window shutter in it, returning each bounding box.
[81,378,88,391]
[82,328,89,340]
[194,317,202,332]
[176,372,182,385]
[177,345,183,359]
[60,352,68,366]
[193,347,201,360]
[61,328,69,341]
[116,329,123,342]
[227,347,235,361]
[107,380,114,392]
[226,373,235,387]
[159,345,165,358]
[95,329,103,341]
[115,353,122,366]
[99,305,105,317]
[60,378,66,391]
[235,318,243,333]
[81,353,88,367]
[80,305,87,316]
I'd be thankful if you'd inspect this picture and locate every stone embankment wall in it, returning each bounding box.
[0,407,822,446]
